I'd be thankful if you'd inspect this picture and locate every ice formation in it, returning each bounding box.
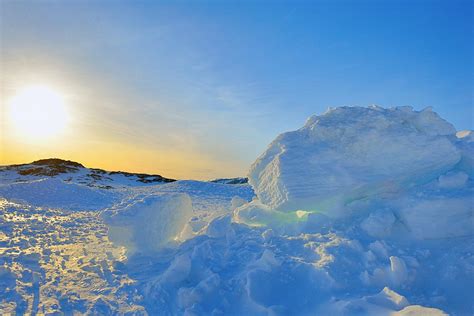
[246,106,460,214]
[136,106,471,315]
[237,106,472,240]
[102,193,193,254]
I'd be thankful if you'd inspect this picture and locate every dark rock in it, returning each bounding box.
[15,158,84,176]
[31,158,84,168]
[3,158,176,184]
[210,177,248,185]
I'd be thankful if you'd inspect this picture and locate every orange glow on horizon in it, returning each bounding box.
[0,141,246,181]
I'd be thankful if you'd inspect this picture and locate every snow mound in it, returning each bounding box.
[132,215,463,315]
[102,193,193,255]
[0,178,118,211]
[321,286,448,315]
[247,106,460,214]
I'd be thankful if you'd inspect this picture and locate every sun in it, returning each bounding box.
[7,85,70,140]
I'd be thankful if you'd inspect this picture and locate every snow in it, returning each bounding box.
[396,195,473,240]
[360,209,396,238]
[455,130,474,177]
[1,106,473,315]
[247,106,461,215]
[438,171,468,188]
[0,178,119,211]
[102,193,193,254]
[394,305,448,316]
[368,287,409,310]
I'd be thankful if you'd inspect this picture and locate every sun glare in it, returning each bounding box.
[8,85,70,140]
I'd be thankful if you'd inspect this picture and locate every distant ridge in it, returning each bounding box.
[2,158,176,184]
[210,177,248,185]
[2,158,250,186]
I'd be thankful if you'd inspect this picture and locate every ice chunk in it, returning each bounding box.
[233,199,318,234]
[233,200,273,227]
[438,171,468,188]
[205,215,232,238]
[361,209,396,238]
[397,196,473,239]
[393,305,448,316]
[455,130,474,176]
[369,256,409,288]
[102,193,193,255]
[388,256,408,287]
[161,254,192,283]
[248,106,460,213]
[231,196,247,209]
[456,130,472,139]
[366,287,409,310]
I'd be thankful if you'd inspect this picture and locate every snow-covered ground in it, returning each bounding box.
[1,106,472,315]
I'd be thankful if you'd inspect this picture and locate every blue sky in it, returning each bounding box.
[1,0,473,179]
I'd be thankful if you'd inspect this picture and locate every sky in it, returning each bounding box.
[1,0,473,180]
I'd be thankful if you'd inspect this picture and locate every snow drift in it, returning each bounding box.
[0,178,118,211]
